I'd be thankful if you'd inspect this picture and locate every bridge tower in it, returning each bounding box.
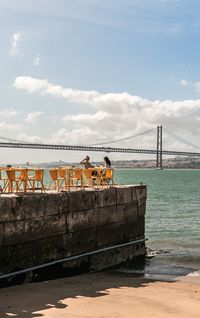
[156,125,163,169]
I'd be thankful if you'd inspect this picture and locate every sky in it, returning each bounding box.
[1,0,200,163]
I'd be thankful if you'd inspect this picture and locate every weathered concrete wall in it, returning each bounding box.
[0,185,147,277]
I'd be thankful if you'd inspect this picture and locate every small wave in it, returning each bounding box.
[187,271,200,277]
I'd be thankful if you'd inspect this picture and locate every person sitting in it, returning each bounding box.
[99,156,112,184]
[104,156,111,168]
[80,156,92,169]
[80,156,97,186]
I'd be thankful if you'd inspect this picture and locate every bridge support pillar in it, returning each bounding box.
[156,125,163,169]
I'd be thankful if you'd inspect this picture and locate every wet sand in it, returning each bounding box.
[0,272,200,318]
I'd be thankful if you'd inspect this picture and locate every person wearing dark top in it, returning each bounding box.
[104,156,111,168]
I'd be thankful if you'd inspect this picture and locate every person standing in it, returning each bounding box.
[80,156,92,169]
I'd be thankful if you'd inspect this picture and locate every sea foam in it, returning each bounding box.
[186,271,200,277]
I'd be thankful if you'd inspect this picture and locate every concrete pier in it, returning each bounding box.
[0,185,147,282]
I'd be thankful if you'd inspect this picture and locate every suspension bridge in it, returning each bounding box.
[0,125,199,168]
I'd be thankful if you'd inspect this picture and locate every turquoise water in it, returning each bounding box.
[4,168,199,277]
[43,167,200,273]
[115,168,200,276]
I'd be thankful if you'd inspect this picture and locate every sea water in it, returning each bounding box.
[115,168,200,280]
[45,168,200,279]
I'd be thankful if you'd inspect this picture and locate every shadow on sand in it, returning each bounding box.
[0,269,175,318]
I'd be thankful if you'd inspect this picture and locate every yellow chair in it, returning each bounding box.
[100,168,114,187]
[18,168,29,192]
[58,168,70,190]
[3,169,22,193]
[82,168,96,188]
[48,169,66,191]
[0,169,6,192]
[28,169,45,192]
[69,168,83,189]
[4,168,32,193]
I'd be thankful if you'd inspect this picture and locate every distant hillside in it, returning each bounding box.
[6,156,200,169]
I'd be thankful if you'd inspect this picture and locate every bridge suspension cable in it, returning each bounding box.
[90,127,156,146]
[163,126,200,151]
[0,141,200,157]
[0,136,29,144]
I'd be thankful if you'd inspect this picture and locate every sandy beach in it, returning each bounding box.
[0,272,200,318]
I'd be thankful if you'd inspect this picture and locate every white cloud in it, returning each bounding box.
[180,80,200,94]
[0,121,21,130]
[51,127,100,145]
[63,111,110,125]
[9,32,23,57]
[13,76,200,150]
[13,76,99,101]
[17,133,43,143]
[33,54,41,66]
[25,111,43,123]
[180,79,189,86]
[0,109,19,117]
